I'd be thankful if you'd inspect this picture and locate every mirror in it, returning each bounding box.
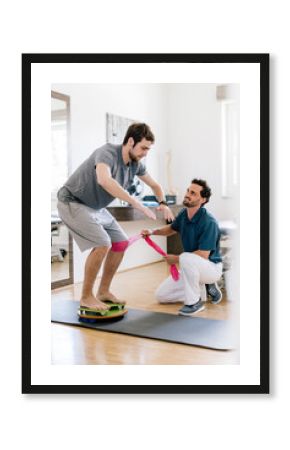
[51,91,73,288]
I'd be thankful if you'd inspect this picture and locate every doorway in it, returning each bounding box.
[51,91,73,288]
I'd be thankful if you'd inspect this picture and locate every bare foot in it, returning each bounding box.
[97,292,126,305]
[80,295,109,311]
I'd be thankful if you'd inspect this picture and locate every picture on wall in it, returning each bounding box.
[106,112,145,199]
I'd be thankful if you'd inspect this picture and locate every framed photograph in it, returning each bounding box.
[22,53,269,394]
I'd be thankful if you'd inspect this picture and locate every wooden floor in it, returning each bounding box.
[51,261,239,365]
[51,255,69,282]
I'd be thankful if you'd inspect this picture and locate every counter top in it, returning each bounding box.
[107,204,183,221]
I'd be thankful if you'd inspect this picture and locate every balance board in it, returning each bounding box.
[51,299,233,351]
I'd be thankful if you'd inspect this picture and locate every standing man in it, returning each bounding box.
[57,123,174,311]
[141,179,223,316]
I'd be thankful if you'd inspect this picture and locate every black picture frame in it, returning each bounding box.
[22,53,269,394]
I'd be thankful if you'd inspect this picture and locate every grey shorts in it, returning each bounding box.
[57,201,128,252]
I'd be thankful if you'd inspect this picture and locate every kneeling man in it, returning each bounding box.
[142,179,223,316]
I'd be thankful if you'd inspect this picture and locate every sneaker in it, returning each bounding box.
[178,299,205,316]
[206,283,222,304]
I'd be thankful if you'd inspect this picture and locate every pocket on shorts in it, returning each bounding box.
[94,208,114,227]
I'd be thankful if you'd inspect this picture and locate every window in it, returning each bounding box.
[217,85,240,198]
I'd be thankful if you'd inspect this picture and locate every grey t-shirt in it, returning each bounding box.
[57,143,147,209]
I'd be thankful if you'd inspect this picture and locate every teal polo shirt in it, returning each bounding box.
[171,207,222,263]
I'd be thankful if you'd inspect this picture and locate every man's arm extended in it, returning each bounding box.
[141,227,210,263]
[137,173,164,200]
[141,225,177,237]
[138,173,174,222]
[96,163,156,220]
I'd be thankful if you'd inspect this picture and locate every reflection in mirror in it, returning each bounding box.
[51,91,73,288]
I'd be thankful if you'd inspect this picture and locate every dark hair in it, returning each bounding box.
[122,123,155,145]
[191,178,212,204]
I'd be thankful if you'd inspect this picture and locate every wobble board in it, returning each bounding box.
[78,309,128,320]
[78,301,126,319]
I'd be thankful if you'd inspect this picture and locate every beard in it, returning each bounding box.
[183,198,197,208]
[129,148,140,162]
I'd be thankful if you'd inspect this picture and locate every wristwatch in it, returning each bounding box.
[158,200,168,206]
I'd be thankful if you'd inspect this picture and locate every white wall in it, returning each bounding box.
[53,83,168,180]
[166,83,238,221]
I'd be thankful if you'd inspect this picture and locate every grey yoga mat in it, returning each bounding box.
[51,299,234,350]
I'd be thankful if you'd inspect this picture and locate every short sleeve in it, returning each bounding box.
[198,220,219,250]
[95,149,115,170]
[170,210,183,232]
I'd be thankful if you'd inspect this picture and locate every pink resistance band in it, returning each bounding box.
[111,234,180,281]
